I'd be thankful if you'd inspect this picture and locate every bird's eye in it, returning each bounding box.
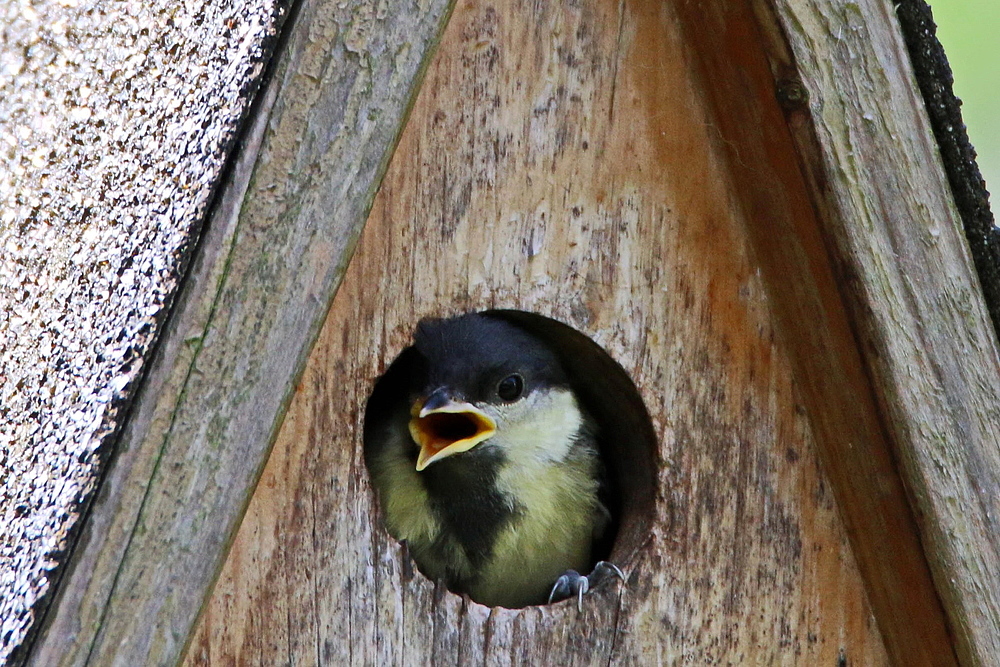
[496,374,524,402]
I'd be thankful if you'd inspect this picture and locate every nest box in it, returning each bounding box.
[5,0,999,665]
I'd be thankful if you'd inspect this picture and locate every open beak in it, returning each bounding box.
[408,391,496,471]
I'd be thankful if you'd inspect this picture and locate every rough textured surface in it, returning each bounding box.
[895,0,999,337]
[185,0,903,663]
[0,0,281,662]
[8,0,993,662]
[20,0,454,664]
[682,1,958,661]
[759,0,1000,662]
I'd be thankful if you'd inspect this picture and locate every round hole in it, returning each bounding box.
[363,310,657,608]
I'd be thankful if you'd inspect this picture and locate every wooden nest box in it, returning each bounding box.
[8,0,999,665]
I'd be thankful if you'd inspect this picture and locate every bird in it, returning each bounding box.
[363,312,624,609]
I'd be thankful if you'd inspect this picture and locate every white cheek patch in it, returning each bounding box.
[492,388,584,464]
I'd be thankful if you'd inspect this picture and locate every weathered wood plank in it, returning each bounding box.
[186,0,894,663]
[894,1,1000,336]
[23,0,454,664]
[755,0,1000,663]
[673,0,958,662]
[0,0,282,663]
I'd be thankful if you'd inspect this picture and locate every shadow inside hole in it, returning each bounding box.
[363,309,658,607]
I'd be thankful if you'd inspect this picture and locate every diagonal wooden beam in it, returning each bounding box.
[25,0,454,664]
[751,0,1000,663]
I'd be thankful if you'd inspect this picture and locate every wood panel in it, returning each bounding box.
[671,0,958,663]
[755,0,1000,663]
[185,0,894,662]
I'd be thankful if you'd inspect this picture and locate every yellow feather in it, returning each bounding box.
[471,390,603,607]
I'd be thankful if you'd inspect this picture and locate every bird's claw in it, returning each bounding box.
[590,560,626,586]
[548,569,587,610]
[548,561,626,611]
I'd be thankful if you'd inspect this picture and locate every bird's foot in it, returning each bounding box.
[547,561,626,611]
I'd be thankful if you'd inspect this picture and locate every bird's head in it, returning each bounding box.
[407,314,580,471]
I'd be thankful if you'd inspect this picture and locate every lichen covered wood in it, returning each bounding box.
[0,0,282,661]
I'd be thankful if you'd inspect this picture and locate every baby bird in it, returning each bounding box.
[363,313,622,608]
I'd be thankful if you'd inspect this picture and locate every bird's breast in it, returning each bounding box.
[468,441,602,607]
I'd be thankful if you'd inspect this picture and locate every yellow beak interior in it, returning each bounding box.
[409,401,496,471]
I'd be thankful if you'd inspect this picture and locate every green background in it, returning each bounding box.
[930,0,999,198]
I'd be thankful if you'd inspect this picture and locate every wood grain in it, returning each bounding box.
[753,0,1000,663]
[23,0,452,664]
[186,0,896,663]
[671,0,958,663]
